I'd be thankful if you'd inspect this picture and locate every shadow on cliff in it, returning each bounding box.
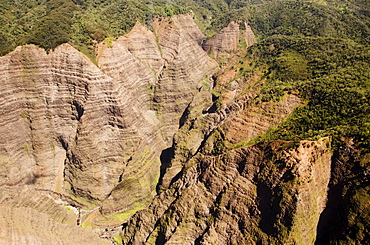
[256,167,296,237]
[156,147,175,192]
[315,148,369,244]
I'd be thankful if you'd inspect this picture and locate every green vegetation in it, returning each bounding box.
[209,23,368,244]
[1,0,368,243]
[237,36,370,152]
[1,0,369,57]
[113,234,123,245]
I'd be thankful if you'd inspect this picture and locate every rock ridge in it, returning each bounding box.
[0,14,218,242]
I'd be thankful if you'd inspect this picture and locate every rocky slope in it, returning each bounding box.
[121,138,332,245]
[203,21,256,63]
[117,52,332,244]
[0,14,217,242]
[0,205,110,245]
[0,12,367,245]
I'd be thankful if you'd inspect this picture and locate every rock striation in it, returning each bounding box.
[203,21,256,63]
[245,22,257,47]
[0,13,344,245]
[120,138,332,245]
[0,13,218,242]
[151,15,218,143]
[118,47,332,244]
[203,21,240,62]
[0,205,110,245]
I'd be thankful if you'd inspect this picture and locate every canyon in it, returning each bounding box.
[0,13,367,245]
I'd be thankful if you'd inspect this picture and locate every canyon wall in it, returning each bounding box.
[121,138,332,245]
[0,14,217,241]
[203,21,256,63]
[0,13,342,245]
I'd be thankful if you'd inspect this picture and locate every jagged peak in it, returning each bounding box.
[226,20,239,29]
[126,21,152,37]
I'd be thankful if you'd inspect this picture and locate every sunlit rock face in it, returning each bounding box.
[121,138,332,245]
[0,12,333,245]
[0,14,218,236]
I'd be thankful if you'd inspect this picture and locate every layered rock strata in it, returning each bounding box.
[119,49,330,244]
[152,15,218,143]
[0,205,110,245]
[203,21,256,63]
[0,14,218,242]
[120,138,332,244]
[0,12,334,245]
[245,22,257,47]
[203,21,240,61]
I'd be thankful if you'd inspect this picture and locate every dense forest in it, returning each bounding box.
[0,0,369,56]
[1,0,369,243]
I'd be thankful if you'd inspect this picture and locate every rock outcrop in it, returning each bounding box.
[152,15,218,143]
[0,14,218,242]
[0,13,345,245]
[203,21,240,62]
[245,22,256,47]
[203,21,256,63]
[117,50,331,243]
[0,205,110,245]
[120,138,332,244]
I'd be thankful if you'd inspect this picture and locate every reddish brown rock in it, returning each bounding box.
[0,14,218,237]
[203,21,240,61]
[120,138,332,245]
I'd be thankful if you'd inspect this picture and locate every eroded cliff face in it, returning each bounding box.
[0,14,339,245]
[0,205,111,245]
[203,21,256,63]
[120,139,332,245]
[118,53,332,244]
[0,14,217,242]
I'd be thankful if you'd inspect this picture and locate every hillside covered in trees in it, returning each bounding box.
[0,0,369,56]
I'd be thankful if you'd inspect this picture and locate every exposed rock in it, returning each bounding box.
[120,138,332,244]
[244,22,257,47]
[171,14,206,45]
[0,205,110,245]
[0,14,218,239]
[203,21,240,62]
[0,12,347,245]
[203,21,257,63]
[116,21,164,73]
[152,15,218,144]
[118,47,330,244]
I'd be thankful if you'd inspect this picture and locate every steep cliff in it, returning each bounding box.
[203,21,256,63]
[0,11,368,245]
[0,14,218,242]
[120,138,332,245]
[0,205,110,245]
[117,50,332,244]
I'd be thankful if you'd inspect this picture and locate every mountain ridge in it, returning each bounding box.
[0,1,369,244]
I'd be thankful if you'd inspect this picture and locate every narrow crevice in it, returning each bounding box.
[58,136,68,151]
[315,182,346,245]
[194,224,211,245]
[72,100,84,121]
[256,182,277,236]
[202,102,218,114]
[168,171,183,187]
[179,104,191,128]
[315,150,356,244]
[155,230,166,245]
[202,94,219,114]
[156,147,175,193]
